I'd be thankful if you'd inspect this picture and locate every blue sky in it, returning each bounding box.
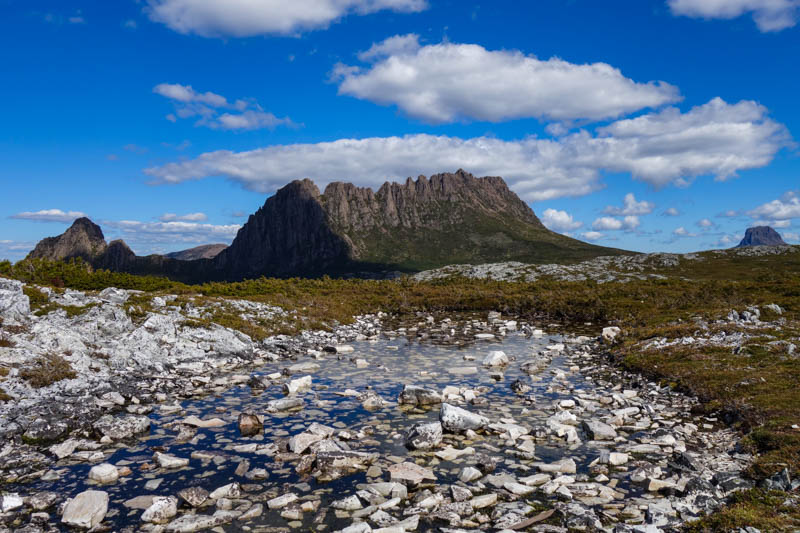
[2,0,799,260]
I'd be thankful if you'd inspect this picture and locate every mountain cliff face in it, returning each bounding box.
[26,171,628,281]
[736,226,787,247]
[212,170,624,279]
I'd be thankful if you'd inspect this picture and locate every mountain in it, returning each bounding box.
[166,244,227,261]
[28,217,108,262]
[212,170,628,279]
[736,226,787,247]
[26,171,629,281]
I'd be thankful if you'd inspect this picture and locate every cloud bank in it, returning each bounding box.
[668,0,800,32]
[145,98,789,202]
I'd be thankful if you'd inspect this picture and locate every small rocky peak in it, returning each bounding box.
[28,217,108,261]
[736,226,787,247]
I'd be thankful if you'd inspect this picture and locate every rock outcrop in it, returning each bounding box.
[736,226,787,247]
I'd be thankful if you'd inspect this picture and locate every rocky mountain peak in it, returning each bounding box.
[736,226,788,247]
[28,217,108,262]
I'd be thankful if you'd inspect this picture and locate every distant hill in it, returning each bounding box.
[165,244,227,261]
[26,170,630,281]
[736,226,787,247]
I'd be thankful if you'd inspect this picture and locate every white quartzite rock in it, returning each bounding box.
[62,490,109,529]
[440,402,489,432]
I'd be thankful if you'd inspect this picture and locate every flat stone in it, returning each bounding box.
[182,415,226,428]
[388,462,436,484]
[154,452,189,469]
[62,490,109,529]
[582,420,618,440]
[405,422,443,450]
[268,493,298,509]
[440,403,489,432]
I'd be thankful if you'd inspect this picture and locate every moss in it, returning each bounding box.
[19,354,77,388]
[0,389,10,402]
[0,367,9,377]
[687,489,800,531]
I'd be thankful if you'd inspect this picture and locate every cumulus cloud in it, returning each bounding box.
[603,193,655,216]
[747,191,800,220]
[668,0,800,32]
[592,216,639,231]
[334,36,680,124]
[145,0,428,38]
[540,209,583,233]
[153,83,296,131]
[144,98,790,202]
[673,226,697,237]
[159,212,208,222]
[718,209,741,218]
[10,209,88,223]
[581,231,605,242]
[783,231,800,242]
[662,207,681,216]
[696,218,715,228]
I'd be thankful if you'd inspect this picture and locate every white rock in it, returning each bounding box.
[602,326,621,342]
[459,467,483,482]
[440,403,489,432]
[482,350,509,367]
[284,375,312,395]
[141,496,178,524]
[268,493,298,509]
[88,463,119,484]
[62,490,109,529]
[154,452,189,469]
[0,493,23,513]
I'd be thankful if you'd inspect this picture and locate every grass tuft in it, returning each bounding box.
[20,353,77,388]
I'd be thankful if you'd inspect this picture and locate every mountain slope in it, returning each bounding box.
[213,170,628,278]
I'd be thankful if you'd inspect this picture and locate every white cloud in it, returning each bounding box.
[335,36,680,124]
[153,83,295,131]
[718,234,735,246]
[752,219,792,228]
[783,231,800,242]
[145,98,790,202]
[159,212,208,222]
[358,33,422,61]
[154,83,228,107]
[673,226,697,237]
[10,209,88,223]
[668,0,800,32]
[663,207,681,216]
[541,209,583,232]
[718,209,741,217]
[593,217,623,231]
[145,0,428,38]
[696,218,714,228]
[103,220,240,246]
[581,231,605,241]
[747,191,800,220]
[603,193,655,216]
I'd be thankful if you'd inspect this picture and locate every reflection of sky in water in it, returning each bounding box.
[17,332,634,530]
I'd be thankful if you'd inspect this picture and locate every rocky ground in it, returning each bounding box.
[0,277,795,532]
[414,245,798,283]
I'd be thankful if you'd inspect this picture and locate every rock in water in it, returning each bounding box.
[440,403,489,432]
[482,350,509,367]
[238,412,264,436]
[736,226,787,247]
[405,421,443,450]
[398,385,441,406]
[62,490,109,529]
[141,496,178,524]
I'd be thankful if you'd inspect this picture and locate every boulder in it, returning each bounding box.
[440,403,489,432]
[602,327,621,342]
[405,421,443,450]
[0,278,30,321]
[283,375,312,395]
[582,420,618,440]
[141,496,178,524]
[397,385,441,406]
[238,412,264,436]
[61,490,109,529]
[482,350,509,367]
[93,415,150,441]
[88,463,119,484]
